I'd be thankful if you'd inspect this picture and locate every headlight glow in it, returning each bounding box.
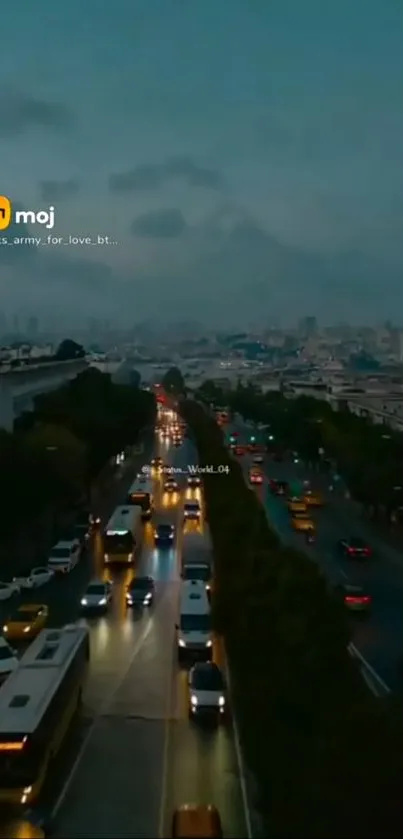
[218,696,225,706]
[99,598,107,605]
[81,598,87,605]
[190,695,198,705]
[206,640,212,647]
[23,626,30,633]
[179,639,186,647]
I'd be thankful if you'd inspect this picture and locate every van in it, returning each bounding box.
[177,580,212,660]
[172,804,223,838]
[48,538,81,573]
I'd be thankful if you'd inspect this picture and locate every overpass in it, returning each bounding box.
[0,359,88,431]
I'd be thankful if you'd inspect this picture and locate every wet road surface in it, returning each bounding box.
[231,418,403,691]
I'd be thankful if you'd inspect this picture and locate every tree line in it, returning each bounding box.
[197,379,403,523]
[1,338,86,368]
[0,367,155,559]
[180,394,403,838]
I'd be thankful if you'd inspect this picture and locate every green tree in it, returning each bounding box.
[161,366,185,394]
[54,338,85,360]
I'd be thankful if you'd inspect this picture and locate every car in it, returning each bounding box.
[164,478,179,492]
[183,500,201,520]
[173,437,183,446]
[188,662,227,718]
[0,581,20,601]
[338,537,371,558]
[334,583,371,612]
[287,497,308,514]
[151,457,164,469]
[126,576,155,607]
[0,636,19,680]
[187,475,201,487]
[304,490,324,507]
[291,512,315,532]
[155,523,175,545]
[252,454,264,464]
[13,567,54,589]
[3,604,48,641]
[269,478,288,495]
[249,470,263,485]
[172,805,223,838]
[48,538,81,573]
[80,579,112,611]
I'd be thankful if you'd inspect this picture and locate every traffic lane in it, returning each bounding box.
[164,635,248,839]
[52,432,183,834]
[241,456,403,689]
[53,582,179,838]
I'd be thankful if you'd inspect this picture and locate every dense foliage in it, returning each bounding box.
[197,380,403,521]
[181,395,403,838]
[0,368,155,544]
[161,366,186,395]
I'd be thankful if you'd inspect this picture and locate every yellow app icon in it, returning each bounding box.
[0,196,11,230]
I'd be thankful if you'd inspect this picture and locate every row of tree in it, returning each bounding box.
[180,397,403,838]
[0,368,155,550]
[196,379,403,521]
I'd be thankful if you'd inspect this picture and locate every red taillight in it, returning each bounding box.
[345,595,371,605]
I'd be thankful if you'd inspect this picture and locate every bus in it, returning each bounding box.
[0,625,89,806]
[103,505,143,564]
[126,476,153,520]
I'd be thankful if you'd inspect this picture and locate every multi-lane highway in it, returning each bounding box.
[230,417,403,692]
[0,414,249,837]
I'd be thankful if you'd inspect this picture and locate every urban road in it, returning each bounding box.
[231,417,403,693]
[0,425,248,837]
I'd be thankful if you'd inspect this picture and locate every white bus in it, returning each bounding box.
[0,625,89,806]
[126,476,153,520]
[103,505,143,564]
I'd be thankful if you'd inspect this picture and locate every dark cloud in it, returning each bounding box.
[39,179,80,202]
[164,156,223,189]
[109,156,223,192]
[131,208,187,238]
[0,90,72,137]
[109,165,164,192]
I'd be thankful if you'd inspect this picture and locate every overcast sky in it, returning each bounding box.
[1,0,402,328]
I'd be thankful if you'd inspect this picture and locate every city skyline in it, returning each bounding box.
[0,1,402,325]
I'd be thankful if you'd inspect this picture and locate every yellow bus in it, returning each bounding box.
[126,477,153,520]
[0,625,89,805]
[103,505,143,564]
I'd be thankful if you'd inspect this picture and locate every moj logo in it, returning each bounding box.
[0,196,55,231]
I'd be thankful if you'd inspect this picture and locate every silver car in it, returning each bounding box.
[81,580,112,611]
[188,662,227,719]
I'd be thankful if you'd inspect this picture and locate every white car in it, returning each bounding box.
[81,580,112,611]
[188,662,227,718]
[252,454,264,464]
[0,637,18,678]
[0,581,20,601]
[48,538,81,573]
[13,567,54,589]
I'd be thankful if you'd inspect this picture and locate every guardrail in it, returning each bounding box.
[348,643,391,697]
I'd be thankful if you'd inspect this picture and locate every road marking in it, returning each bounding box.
[348,643,391,695]
[52,588,169,819]
[222,643,253,839]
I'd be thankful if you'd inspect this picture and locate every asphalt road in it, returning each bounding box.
[0,421,248,836]
[230,419,403,692]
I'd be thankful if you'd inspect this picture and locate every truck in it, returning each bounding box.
[181,530,213,591]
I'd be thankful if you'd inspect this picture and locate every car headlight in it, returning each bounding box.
[23,626,31,633]
[3,625,8,632]
[126,596,133,605]
[218,696,225,706]
[169,533,174,538]
[206,640,212,647]
[99,598,107,606]
[179,639,186,647]
[144,593,152,601]
[81,598,87,605]
[190,695,198,706]
[206,584,211,591]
